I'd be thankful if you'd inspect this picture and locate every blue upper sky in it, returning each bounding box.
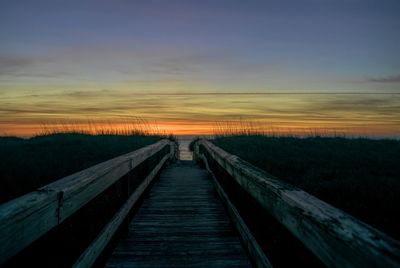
[1,0,399,91]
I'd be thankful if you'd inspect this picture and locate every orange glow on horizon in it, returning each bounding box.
[0,120,398,138]
[1,86,399,138]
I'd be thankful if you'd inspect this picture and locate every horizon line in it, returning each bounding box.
[130,92,400,95]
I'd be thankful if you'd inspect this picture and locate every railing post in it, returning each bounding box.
[167,140,179,162]
[193,141,200,162]
[121,160,133,237]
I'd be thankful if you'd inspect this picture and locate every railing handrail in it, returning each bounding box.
[194,139,400,268]
[0,139,176,265]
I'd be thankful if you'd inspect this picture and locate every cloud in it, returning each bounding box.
[0,54,74,79]
[302,95,400,122]
[0,55,38,75]
[1,87,399,136]
[366,74,400,83]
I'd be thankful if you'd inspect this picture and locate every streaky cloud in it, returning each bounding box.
[0,55,39,76]
[366,74,400,83]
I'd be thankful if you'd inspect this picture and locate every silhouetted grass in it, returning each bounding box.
[38,118,167,137]
[212,119,348,137]
[0,133,164,204]
[212,135,400,239]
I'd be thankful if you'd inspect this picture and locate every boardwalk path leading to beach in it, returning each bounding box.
[106,160,251,268]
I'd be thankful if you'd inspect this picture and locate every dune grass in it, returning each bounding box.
[37,118,166,137]
[0,133,165,204]
[211,135,400,239]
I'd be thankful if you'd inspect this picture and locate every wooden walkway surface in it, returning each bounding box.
[106,161,251,268]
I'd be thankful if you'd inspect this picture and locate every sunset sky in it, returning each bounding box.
[1,0,399,136]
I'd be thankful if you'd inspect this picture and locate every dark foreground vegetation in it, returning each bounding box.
[0,133,162,204]
[212,135,400,240]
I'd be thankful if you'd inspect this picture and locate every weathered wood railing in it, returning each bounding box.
[0,139,177,266]
[194,139,400,268]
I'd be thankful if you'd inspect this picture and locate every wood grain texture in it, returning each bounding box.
[106,161,251,268]
[0,139,174,265]
[201,155,272,268]
[73,154,170,268]
[194,139,400,268]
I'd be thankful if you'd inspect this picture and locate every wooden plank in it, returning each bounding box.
[201,154,272,268]
[73,153,170,268]
[0,191,59,265]
[106,161,251,267]
[195,139,400,268]
[0,139,173,265]
[45,139,171,222]
[107,257,251,268]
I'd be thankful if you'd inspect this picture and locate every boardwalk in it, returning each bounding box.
[106,161,251,267]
